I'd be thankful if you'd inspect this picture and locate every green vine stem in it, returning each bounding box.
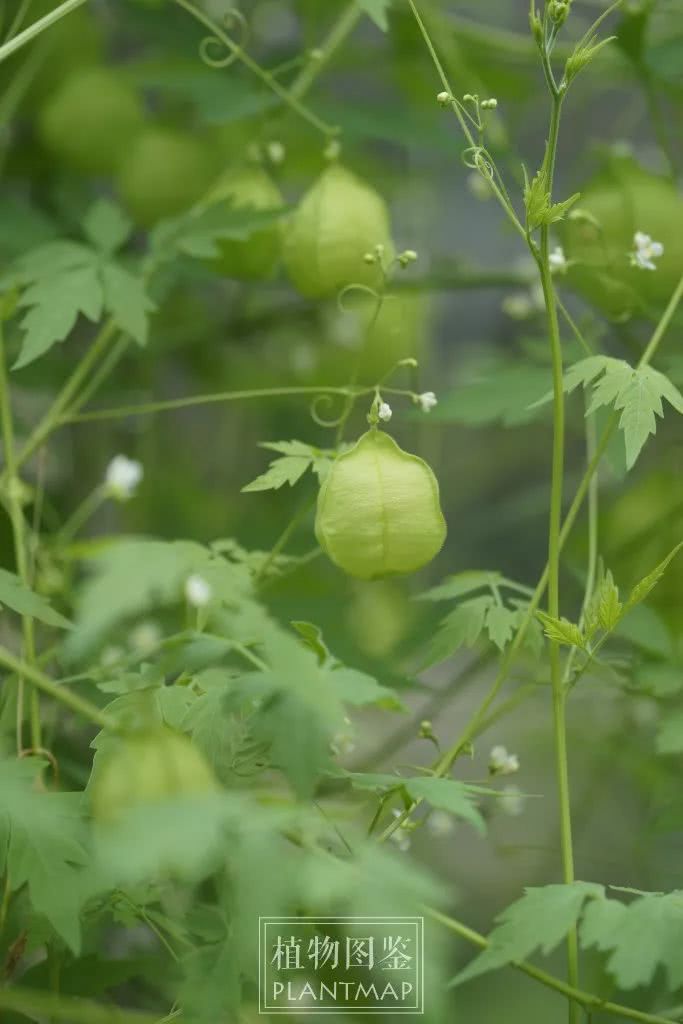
[0,645,115,732]
[0,0,88,65]
[0,322,41,750]
[173,0,338,139]
[536,74,579,1016]
[426,907,678,1024]
[288,1,363,102]
[0,986,163,1024]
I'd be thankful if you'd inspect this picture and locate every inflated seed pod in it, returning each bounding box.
[38,67,145,175]
[563,156,683,318]
[117,128,217,226]
[91,727,217,823]
[315,429,446,580]
[283,164,393,298]
[206,165,284,280]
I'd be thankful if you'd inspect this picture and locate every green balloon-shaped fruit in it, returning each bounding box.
[206,165,284,280]
[283,163,393,299]
[324,290,429,384]
[315,429,446,580]
[91,727,217,823]
[117,128,216,226]
[563,157,683,318]
[38,67,145,175]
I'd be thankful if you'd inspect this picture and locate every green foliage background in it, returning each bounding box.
[0,0,682,1022]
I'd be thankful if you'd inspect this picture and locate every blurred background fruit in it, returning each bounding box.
[38,66,145,175]
[563,156,683,319]
[117,126,217,225]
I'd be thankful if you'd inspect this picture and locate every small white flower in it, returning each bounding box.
[129,620,162,655]
[631,231,664,271]
[502,293,533,320]
[378,401,392,422]
[427,810,455,837]
[266,140,285,164]
[105,455,143,501]
[549,245,568,274]
[489,744,520,776]
[100,645,124,668]
[185,573,213,608]
[499,784,525,817]
[417,391,438,413]
[389,810,411,852]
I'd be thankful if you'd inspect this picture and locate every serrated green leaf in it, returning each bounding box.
[101,262,155,345]
[151,202,286,262]
[241,455,312,492]
[453,882,604,986]
[485,603,517,650]
[536,610,585,648]
[14,263,104,369]
[423,595,493,667]
[0,568,71,629]
[0,759,90,952]
[82,199,132,254]
[419,570,503,602]
[344,771,487,834]
[328,666,406,710]
[581,891,683,991]
[585,569,622,635]
[545,192,580,224]
[625,542,683,612]
[358,0,392,31]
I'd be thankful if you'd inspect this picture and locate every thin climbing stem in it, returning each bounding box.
[0,645,115,731]
[0,323,41,749]
[0,0,88,64]
[288,1,362,101]
[12,319,118,473]
[173,0,338,138]
[427,907,679,1024]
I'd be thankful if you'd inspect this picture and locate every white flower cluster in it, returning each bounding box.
[185,574,213,608]
[105,455,143,501]
[630,231,664,271]
[489,744,520,776]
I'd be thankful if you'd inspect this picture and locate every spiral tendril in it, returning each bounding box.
[310,392,351,428]
[198,8,249,70]
[336,283,380,314]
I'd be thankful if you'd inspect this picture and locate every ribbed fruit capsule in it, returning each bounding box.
[38,67,145,175]
[563,156,683,318]
[283,164,393,298]
[205,165,284,280]
[117,128,216,226]
[91,727,217,823]
[315,429,446,580]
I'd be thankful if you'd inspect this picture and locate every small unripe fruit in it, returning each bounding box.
[315,429,446,580]
[563,156,683,318]
[117,128,216,226]
[91,727,217,823]
[283,164,393,299]
[38,67,145,175]
[205,165,284,280]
